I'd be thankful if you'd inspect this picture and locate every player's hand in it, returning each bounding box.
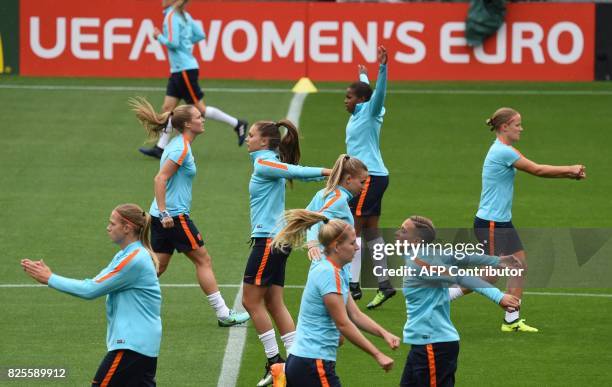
[374,352,394,372]
[498,254,522,269]
[382,331,401,350]
[499,294,520,310]
[358,64,368,76]
[21,258,52,285]
[308,246,322,261]
[377,45,388,65]
[161,216,174,229]
[153,27,162,39]
[571,164,586,180]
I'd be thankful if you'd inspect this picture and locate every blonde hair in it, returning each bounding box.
[114,203,159,271]
[485,107,519,131]
[129,97,195,141]
[272,209,352,255]
[324,154,368,197]
[409,215,436,244]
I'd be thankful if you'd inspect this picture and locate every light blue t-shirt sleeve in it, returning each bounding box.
[166,142,188,166]
[48,253,141,300]
[158,11,181,49]
[492,145,521,167]
[359,73,370,84]
[368,64,387,117]
[189,16,206,43]
[316,267,342,297]
[255,159,324,180]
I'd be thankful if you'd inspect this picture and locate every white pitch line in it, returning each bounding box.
[216,282,248,387]
[2,283,612,299]
[1,84,612,96]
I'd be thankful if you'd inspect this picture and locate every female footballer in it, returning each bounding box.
[271,211,400,387]
[397,215,521,386]
[242,120,332,386]
[305,154,368,263]
[139,0,247,159]
[21,204,162,386]
[132,97,249,327]
[344,45,394,308]
[451,107,586,332]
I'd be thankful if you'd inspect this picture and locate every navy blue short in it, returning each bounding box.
[473,216,524,256]
[349,175,389,217]
[400,341,459,387]
[151,214,204,254]
[243,238,290,287]
[166,69,204,104]
[285,354,341,387]
[92,349,157,387]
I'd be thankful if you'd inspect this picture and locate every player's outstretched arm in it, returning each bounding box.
[514,157,586,179]
[369,46,388,117]
[346,297,400,350]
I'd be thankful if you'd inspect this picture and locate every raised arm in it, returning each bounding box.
[368,46,388,117]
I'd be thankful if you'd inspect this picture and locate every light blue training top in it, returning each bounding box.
[157,6,206,73]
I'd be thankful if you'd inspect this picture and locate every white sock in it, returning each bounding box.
[350,237,362,283]
[205,106,239,128]
[206,291,230,319]
[156,131,171,149]
[280,331,296,351]
[368,236,389,283]
[505,310,520,323]
[258,329,279,359]
[448,287,464,301]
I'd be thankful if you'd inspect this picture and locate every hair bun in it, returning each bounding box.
[323,218,329,224]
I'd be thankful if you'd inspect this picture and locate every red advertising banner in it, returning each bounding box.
[20,0,595,81]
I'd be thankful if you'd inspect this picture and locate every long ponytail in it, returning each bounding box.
[113,203,159,271]
[323,154,368,197]
[272,209,352,255]
[129,97,195,141]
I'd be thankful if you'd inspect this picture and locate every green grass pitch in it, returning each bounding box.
[1,76,611,386]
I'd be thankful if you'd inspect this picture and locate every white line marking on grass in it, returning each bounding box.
[287,92,308,126]
[2,84,612,96]
[3,283,612,299]
[217,282,248,387]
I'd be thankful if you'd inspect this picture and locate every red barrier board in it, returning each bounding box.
[20,0,595,81]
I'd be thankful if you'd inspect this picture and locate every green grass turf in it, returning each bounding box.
[1,77,611,386]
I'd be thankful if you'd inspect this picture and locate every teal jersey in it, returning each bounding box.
[249,150,325,238]
[305,186,354,245]
[402,253,502,345]
[158,6,206,73]
[345,64,388,176]
[48,241,162,357]
[290,258,350,361]
[150,134,196,217]
[476,139,522,222]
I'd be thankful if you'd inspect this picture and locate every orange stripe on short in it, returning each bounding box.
[95,249,140,283]
[255,238,272,286]
[257,159,288,170]
[177,135,189,165]
[316,359,330,387]
[101,350,124,387]
[355,176,371,217]
[179,214,199,250]
[319,189,341,213]
[488,221,495,256]
[426,344,437,387]
[181,70,199,103]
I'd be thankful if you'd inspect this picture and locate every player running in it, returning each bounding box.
[397,215,521,387]
[131,97,249,327]
[270,211,400,387]
[139,0,247,159]
[449,107,586,332]
[21,204,162,386]
[344,45,394,308]
[242,120,332,386]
